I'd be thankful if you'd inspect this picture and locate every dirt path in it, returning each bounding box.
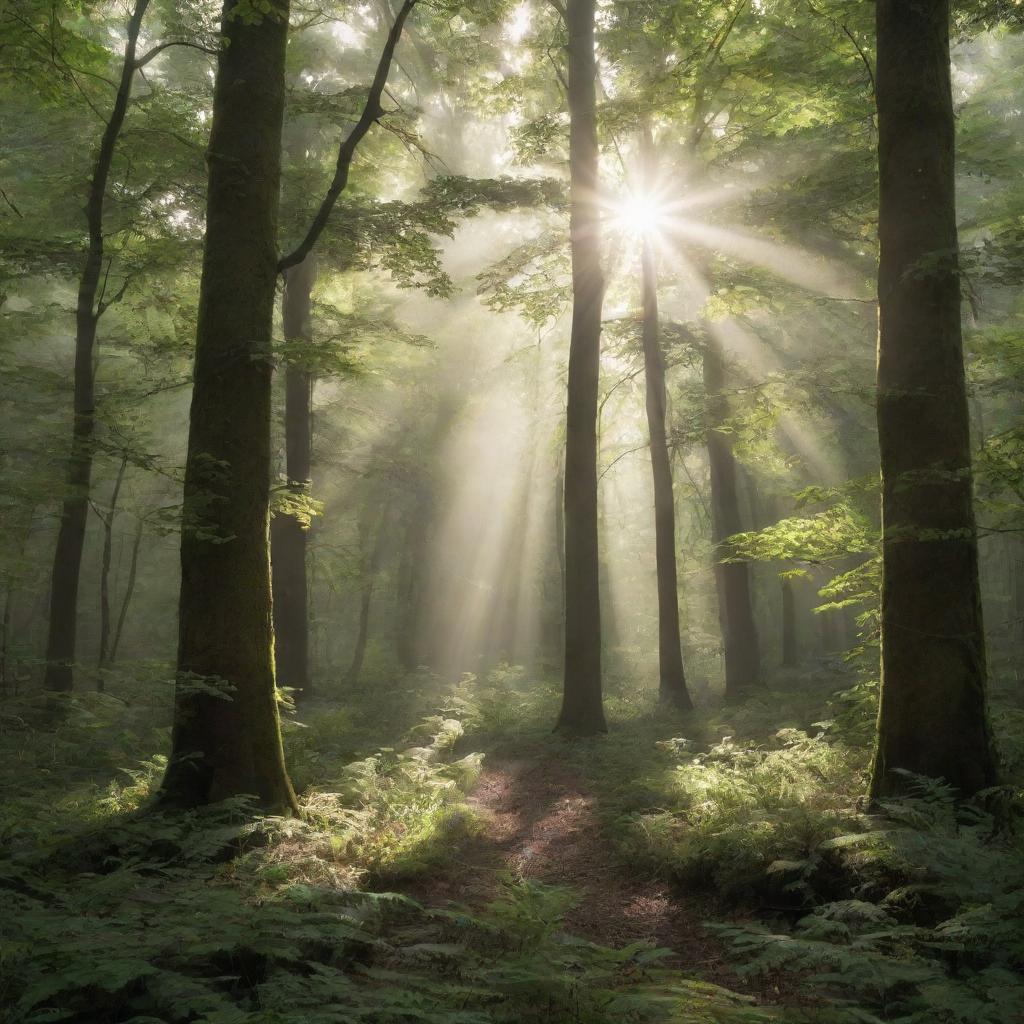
[403,753,728,977]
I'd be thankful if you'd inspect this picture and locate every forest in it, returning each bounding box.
[2,0,1023,1020]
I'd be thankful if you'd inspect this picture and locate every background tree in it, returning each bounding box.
[638,127,693,709]
[42,0,151,693]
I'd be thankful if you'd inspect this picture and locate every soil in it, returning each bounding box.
[400,752,734,982]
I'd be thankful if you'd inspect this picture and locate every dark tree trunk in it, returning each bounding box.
[556,0,606,735]
[271,255,316,699]
[97,456,128,679]
[703,336,762,699]
[43,0,149,692]
[160,0,298,814]
[869,0,997,799]
[639,130,692,711]
[109,515,143,664]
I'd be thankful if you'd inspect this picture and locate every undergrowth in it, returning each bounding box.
[712,774,1024,1023]
[0,668,774,1024]
[2,665,1022,1023]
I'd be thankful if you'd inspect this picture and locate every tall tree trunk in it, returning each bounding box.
[43,0,150,692]
[869,0,997,799]
[271,255,316,699]
[347,509,388,686]
[160,0,298,814]
[97,456,128,679]
[109,515,143,664]
[556,0,606,735]
[639,128,692,710]
[703,336,762,699]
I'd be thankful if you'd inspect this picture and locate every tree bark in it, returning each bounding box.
[97,456,128,679]
[159,0,298,814]
[703,335,762,699]
[869,0,997,799]
[556,0,607,735]
[109,515,143,664]
[639,128,692,710]
[43,0,150,692]
[271,255,316,699]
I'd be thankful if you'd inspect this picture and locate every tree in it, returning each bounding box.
[869,0,998,799]
[556,0,607,735]
[42,0,151,692]
[270,256,316,700]
[159,0,298,813]
[638,127,693,710]
[96,454,129,678]
[703,335,762,699]
[269,0,417,699]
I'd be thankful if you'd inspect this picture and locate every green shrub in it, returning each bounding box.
[617,729,865,900]
[712,774,1024,1023]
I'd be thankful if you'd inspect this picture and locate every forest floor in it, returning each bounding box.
[400,748,734,983]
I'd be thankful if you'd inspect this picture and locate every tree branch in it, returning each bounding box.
[134,39,219,69]
[277,0,417,273]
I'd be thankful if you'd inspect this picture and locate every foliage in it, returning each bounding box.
[712,776,1024,1024]
[616,727,865,901]
[1,688,777,1024]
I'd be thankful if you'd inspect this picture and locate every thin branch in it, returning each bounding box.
[1,189,23,218]
[804,0,875,95]
[599,443,649,482]
[546,43,568,94]
[133,38,218,69]
[277,0,417,273]
[96,273,134,316]
[840,23,875,92]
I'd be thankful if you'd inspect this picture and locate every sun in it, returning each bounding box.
[607,189,668,241]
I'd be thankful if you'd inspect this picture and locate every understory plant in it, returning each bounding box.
[711,774,1024,1023]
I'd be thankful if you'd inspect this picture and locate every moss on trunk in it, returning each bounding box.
[160,0,298,815]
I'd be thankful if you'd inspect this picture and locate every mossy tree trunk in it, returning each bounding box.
[869,0,997,799]
[271,255,316,700]
[160,0,298,814]
[556,0,607,735]
[703,336,762,700]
